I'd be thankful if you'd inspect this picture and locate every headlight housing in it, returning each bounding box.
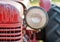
[25,6,48,30]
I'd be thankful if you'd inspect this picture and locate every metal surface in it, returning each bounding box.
[0,1,23,42]
[40,0,51,12]
[25,6,48,30]
[10,0,31,9]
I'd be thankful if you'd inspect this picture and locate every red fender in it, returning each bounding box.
[40,0,51,12]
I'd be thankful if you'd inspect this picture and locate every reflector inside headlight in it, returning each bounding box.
[25,6,48,30]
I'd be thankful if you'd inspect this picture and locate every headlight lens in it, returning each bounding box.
[25,6,48,30]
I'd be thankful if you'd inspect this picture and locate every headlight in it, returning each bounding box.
[25,6,48,30]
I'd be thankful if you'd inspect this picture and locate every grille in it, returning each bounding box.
[0,27,23,42]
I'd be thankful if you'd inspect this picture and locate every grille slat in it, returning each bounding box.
[0,28,21,31]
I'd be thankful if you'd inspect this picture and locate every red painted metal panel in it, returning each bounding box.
[40,0,51,12]
[0,4,21,24]
[0,1,23,42]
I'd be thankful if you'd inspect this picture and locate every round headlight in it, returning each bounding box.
[25,6,48,30]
